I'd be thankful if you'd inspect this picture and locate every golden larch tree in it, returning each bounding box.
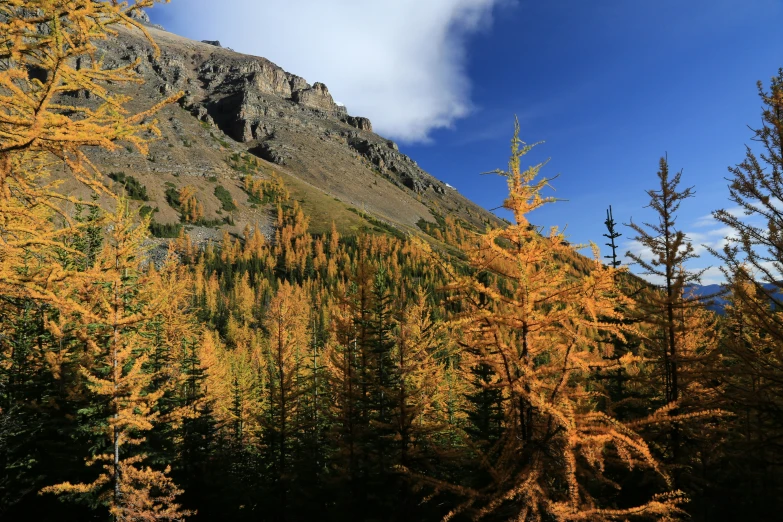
[626,158,725,489]
[709,71,783,511]
[262,280,311,516]
[41,204,191,520]
[421,121,686,521]
[0,0,180,308]
[0,1,192,517]
[392,287,452,470]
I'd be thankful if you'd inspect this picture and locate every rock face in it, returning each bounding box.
[343,115,373,132]
[180,54,357,145]
[85,24,502,233]
[134,39,449,194]
[128,8,150,24]
[348,138,443,194]
[169,53,445,194]
[128,8,164,31]
[292,82,344,113]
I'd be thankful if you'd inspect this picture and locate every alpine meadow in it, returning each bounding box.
[2,2,783,521]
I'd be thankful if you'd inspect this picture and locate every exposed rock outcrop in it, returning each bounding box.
[343,115,373,132]
[128,8,164,31]
[348,138,444,194]
[250,141,291,166]
[128,8,150,24]
[106,28,455,197]
[85,23,502,233]
[292,82,345,113]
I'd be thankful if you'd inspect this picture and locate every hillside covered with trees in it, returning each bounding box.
[2,2,783,521]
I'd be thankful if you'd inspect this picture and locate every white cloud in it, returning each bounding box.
[699,266,727,286]
[622,239,655,265]
[692,206,746,228]
[687,226,735,257]
[155,0,509,143]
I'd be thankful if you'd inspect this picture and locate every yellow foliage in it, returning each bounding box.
[179,186,204,223]
[393,289,456,453]
[425,120,683,520]
[243,171,290,205]
[1,2,191,517]
[40,204,193,518]
[0,0,181,306]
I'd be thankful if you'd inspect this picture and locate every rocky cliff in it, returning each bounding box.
[80,16,501,241]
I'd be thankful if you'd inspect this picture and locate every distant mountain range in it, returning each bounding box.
[687,283,781,313]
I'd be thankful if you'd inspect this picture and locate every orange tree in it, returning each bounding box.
[0,0,194,519]
[710,70,783,518]
[0,0,179,306]
[418,121,688,520]
[41,204,194,520]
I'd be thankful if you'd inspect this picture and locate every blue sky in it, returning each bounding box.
[150,0,783,283]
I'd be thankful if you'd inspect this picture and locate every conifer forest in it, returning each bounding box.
[3,2,783,521]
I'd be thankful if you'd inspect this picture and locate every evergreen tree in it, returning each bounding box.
[709,69,783,518]
[464,362,505,449]
[325,284,367,519]
[625,157,722,491]
[603,205,622,268]
[294,289,331,513]
[389,288,454,518]
[626,156,703,408]
[261,280,310,520]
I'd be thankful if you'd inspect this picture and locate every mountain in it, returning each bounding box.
[688,282,782,313]
[72,16,503,245]
[686,284,729,312]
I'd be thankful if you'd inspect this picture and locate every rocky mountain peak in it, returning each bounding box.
[127,8,164,31]
[85,23,501,237]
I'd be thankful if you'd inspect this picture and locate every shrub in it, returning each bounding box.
[148,220,182,238]
[139,205,157,219]
[214,185,237,212]
[108,172,149,201]
[165,187,181,210]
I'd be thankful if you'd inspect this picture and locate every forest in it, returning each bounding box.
[2,2,783,521]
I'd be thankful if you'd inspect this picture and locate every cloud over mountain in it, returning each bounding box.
[154,0,508,143]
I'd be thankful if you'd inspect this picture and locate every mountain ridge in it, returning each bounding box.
[74,17,503,243]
